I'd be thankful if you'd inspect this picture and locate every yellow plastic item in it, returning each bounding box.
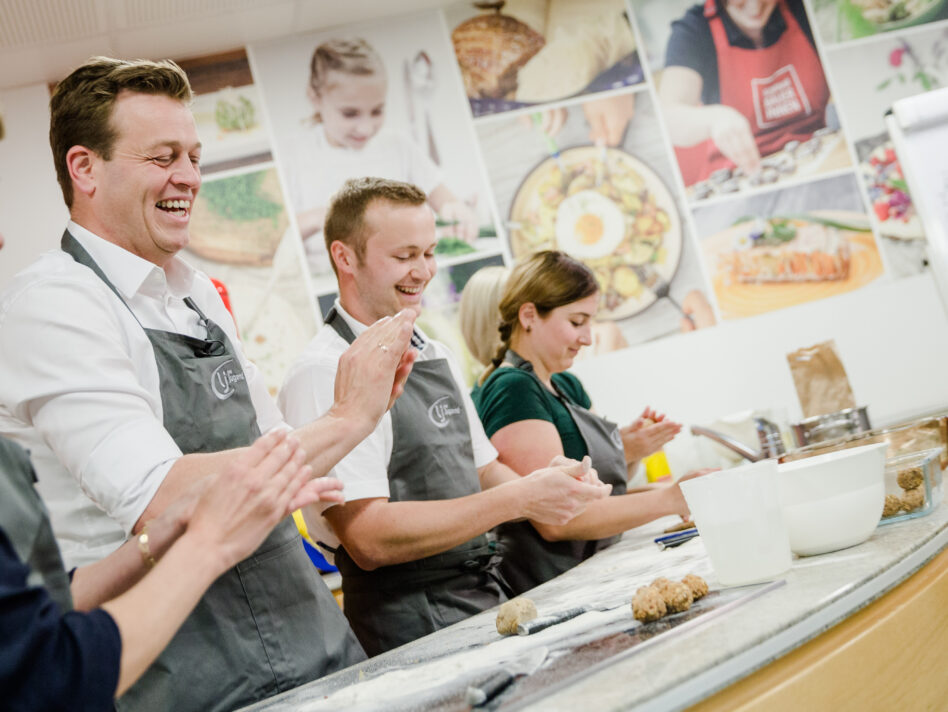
[291,509,316,546]
[644,450,672,483]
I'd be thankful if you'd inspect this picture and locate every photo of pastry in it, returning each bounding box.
[694,174,885,320]
[634,0,851,200]
[188,165,288,266]
[478,88,717,346]
[444,0,644,117]
[809,0,948,43]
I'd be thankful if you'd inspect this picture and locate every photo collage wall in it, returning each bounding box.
[171,0,948,389]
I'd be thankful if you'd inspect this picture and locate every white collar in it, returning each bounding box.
[66,220,196,299]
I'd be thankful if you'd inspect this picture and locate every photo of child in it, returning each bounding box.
[249,13,500,295]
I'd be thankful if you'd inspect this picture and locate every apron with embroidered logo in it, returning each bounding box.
[325,307,506,656]
[62,233,364,712]
[677,0,830,184]
[0,436,73,611]
[496,350,628,595]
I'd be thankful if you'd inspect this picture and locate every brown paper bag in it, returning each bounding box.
[787,340,856,418]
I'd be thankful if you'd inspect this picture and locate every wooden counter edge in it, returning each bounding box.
[687,545,948,712]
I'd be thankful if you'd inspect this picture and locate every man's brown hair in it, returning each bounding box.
[49,56,193,207]
[323,177,427,276]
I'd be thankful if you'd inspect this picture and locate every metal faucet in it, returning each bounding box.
[690,418,787,463]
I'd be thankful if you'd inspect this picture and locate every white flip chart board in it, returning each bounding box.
[886,87,948,314]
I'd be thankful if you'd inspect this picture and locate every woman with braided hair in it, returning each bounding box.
[472,251,708,594]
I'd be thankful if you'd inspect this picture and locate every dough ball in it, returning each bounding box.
[495,597,537,635]
[901,487,925,512]
[682,574,709,600]
[882,494,902,518]
[631,586,666,622]
[897,466,924,491]
[641,418,656,428]
[653,579,693,613]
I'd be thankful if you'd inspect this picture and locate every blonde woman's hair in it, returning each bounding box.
[308,37,385,122]
[480,251,598,384]
[459,265,510,369]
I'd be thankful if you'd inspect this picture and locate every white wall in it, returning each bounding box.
[0,83,67,286]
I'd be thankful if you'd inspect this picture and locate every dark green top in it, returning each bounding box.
[473,366,591,460]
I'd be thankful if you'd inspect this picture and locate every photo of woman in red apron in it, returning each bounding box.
[659,0,832,187]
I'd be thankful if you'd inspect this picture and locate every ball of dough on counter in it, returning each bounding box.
[652,579,694,613]
[901,487,925,512]
[882,494,902,518]
[897,466,924,491]
[496,597,537,635]
[682,574,709,600]
[632,586,666,622]
[653,579,693,614]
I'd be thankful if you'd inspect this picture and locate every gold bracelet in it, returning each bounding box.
[138,524,157,570]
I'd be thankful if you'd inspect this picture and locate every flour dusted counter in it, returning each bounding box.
[240,492,948,712]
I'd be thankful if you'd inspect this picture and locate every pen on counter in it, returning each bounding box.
[654,528,699,550]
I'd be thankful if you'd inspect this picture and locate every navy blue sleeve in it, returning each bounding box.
[0,528,121,712]
[665,4,719,105]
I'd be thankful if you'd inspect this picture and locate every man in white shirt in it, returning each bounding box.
[279,177,610,656]
[0,57,415,712]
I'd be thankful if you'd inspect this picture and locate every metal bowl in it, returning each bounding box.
[790,406,871,448]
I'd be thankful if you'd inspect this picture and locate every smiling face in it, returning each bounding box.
[84,91,201,266]
[724,0,779,42]
[343,199,437,323]
[528,292,600,375]
[314,70,387,150]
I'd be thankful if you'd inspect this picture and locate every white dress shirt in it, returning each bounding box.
[278,300,497,549]
[0,222,284,568]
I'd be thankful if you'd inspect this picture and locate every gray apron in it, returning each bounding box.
[325,308,506,656]
[62,233,365,712]
[0,436,73,611]
[496,350,628,595]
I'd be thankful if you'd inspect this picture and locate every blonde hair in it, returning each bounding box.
[459,265,510,369]
[480,251,598,384]
[308,37,385,122]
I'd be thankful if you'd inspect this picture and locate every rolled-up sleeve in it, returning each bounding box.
[0,529,121,712]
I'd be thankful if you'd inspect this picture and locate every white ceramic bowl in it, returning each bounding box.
[777,442,887,556]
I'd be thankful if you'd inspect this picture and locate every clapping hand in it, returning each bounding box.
[620,407,682,463]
